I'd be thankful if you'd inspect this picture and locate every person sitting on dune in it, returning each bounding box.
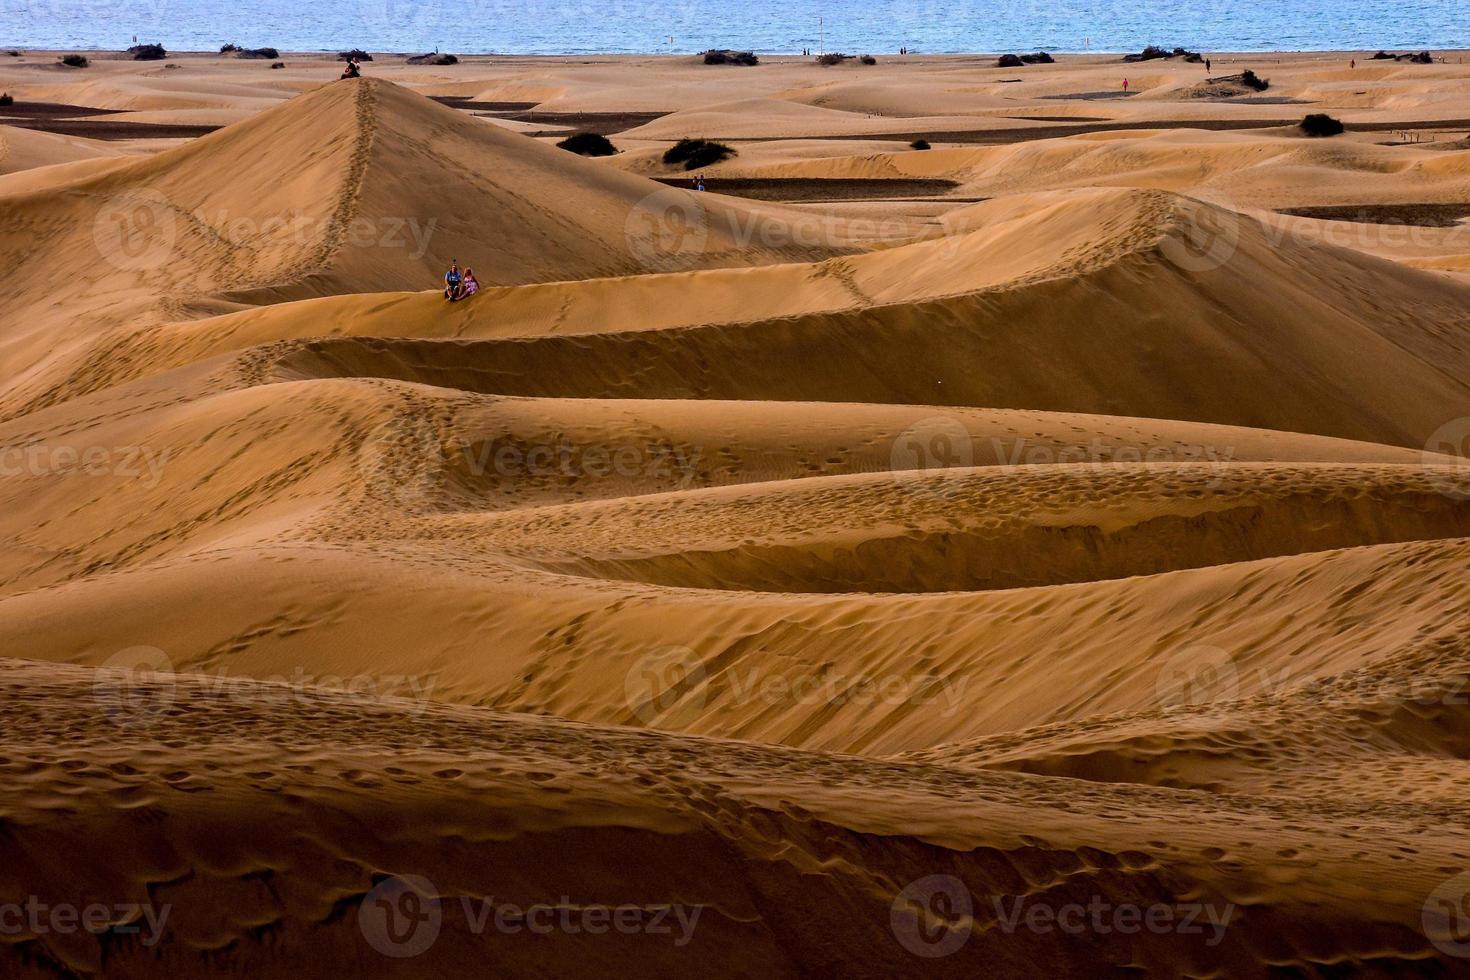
[460,269,480,300]
[340,58,361,81]
[444,261,463,300]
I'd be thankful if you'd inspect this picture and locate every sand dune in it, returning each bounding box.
[2,51,1470,976]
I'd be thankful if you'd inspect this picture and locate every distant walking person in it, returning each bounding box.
[1350,58,1356,69]
[1205,57,1211,72]
[1122,77,1129,92]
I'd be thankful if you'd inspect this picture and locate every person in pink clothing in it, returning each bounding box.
[459,268,480,300]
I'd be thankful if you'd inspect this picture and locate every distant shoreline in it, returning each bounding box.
[6,48,1470,58]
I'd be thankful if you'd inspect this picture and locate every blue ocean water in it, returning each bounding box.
[0,0,1464,55]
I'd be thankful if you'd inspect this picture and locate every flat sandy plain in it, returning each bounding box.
[3,47,1470,976]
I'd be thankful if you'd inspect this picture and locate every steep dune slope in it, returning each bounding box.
[1,659,1461,978]
[248,189,1470,447]
[0,78,859,419]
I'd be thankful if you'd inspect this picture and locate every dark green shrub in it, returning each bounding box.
[663,138,735,170]
[238,47,280,59]
[1241,69,1269,91]
[558,132,617,156]
[128,43,167,60]
[816,52,849,66]
[1300,113,1344,137]
[859,55,876,65]
[60,54,89,68]
[703,49,758,66]
[909,138,930,150]
[339,49,372,62]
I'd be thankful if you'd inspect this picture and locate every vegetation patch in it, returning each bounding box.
[1125,45,1201,63]
[557,132,618,156]
[702,49,758,66]
[1300,113,1345,137]
[1371,50,1434,63]
[663,137,736,170]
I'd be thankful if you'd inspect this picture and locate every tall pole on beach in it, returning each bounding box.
[819,16,824,55]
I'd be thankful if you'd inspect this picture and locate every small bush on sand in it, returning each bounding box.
[0,93,12,106]
[128,44,167,60]
[702,49,758,66]
[220,43,240,53]
[237,47,280,59]
[1021,52,1055,64]
[909,138,930,150]
[60,54,89,68]
[1125,45,1200,63]
[997,54,1024,68]
[1300,113,1344,137]
[338,49,372,62]
[557,132,617,156]
[5,50,21,57]
[859,55,876,65]
[270,62,285,69]
[816,52,849,66]
[407,52,458,65]
[663,138,735,170]
[1240,69,1269,91]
